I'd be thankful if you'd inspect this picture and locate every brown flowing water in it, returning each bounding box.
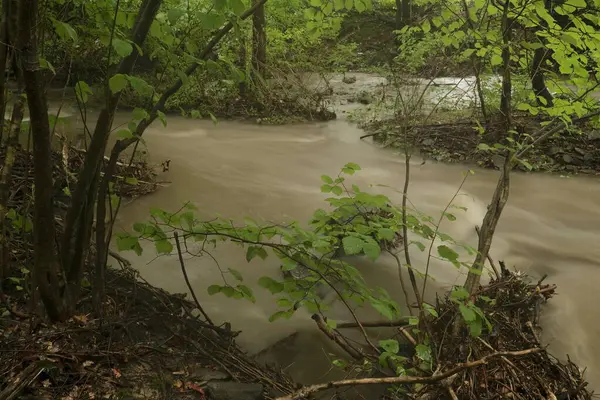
[95,112,600,391]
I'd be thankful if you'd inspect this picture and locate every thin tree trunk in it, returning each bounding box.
[0,90,25,282]
[94,0,271,294]
[61,0,163,297]
[237,35,247,96]
[251,0,266,78]
[17,0,65,321]
[499,2,512,130]
[531,46,553,107]
[0,0,10,141]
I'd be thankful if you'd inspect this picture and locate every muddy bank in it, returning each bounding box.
[361,116,600,175]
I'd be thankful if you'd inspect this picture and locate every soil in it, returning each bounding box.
[0,147,297,400]
[361,114,600,175]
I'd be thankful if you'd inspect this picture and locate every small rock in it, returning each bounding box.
[584,152,594,162]
[562,154,574,163]
[549,146,562,155]
[207,381,264,400]
[188,367,230,381]
[574,147,586,156]
[421,138,435,146]
[491,154,505,168]
[342,75,357,84]
[587,130,600,140]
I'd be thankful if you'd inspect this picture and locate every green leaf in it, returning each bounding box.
[437,245,459,261]
[75,81,92,104]
[207,285,222,295]
[459,304,476,322]
[155,239,173,254]
[421,19,431,33]
[326,319,337,329]
[362,240,381,261]
[237,284,255,302]
[321,175,333,184]
[54,20,78,42]
[268,310,294,322]
[167,9,185,25]
[423,303,439,317]
[116,234,139,252]
[379,339,399,354]
[246,246,268,262]
[320,184,332,193]
[371,300,394,320]
[354,0,366,12]
[116,129,134,139]
[112,38,133,58]
[229,268,243,281]
[157,110,167,127]
[125,177,138,185]
[377,228,395,241]
[469,317,483,337]
[331,186,343,196]
[127,76,153,96]
[490,54,503,66]
[334,0,345,10]
[451,287,470,300]
[109,74,128,94]
[416,344,432,362]
[342,236,363,255]
[209,112,218,125]
[258,276,284,294]
[230,0,246,15]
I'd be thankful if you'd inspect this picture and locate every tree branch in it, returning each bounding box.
[275,348,542,400]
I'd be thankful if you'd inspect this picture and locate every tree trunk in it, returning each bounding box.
[531,46,553,107]
[17,0,66,321]
[251,0,266,79]
[237,35,247,96]
[61,0,163,299]
[499,3,512,130]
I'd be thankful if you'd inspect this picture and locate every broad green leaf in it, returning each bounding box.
[377,228,395,241]
[155,239,173,254]
[437,245,459,261]
[371,299,394,320]
[331,186,343,196]
[320,175,333,184]
[229,268,243,281]
[423,303,439,317]
[54,20,78,42]
[237,284,255,302]
[109,74,128,94]
[127,76,153,96]
[75,81,92,104]
[469,317,483,337]
[379,339,399,354]
[207,285,222,295]
[269,310,294,322]
[459,304,476,322]
[416,344,431,362]
[246,246,268,262]
[112,38,133,58]
[116,129,133,139]
[258,276,284,294]
[342,236,363,255]
[230,0,246,15]
[167,9,185,25]
[362,240,381,261]
[490,54,503,66]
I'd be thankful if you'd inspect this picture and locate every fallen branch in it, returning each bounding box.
[312,314,363,360]
[275,348,542,400]
[0,362,43,400]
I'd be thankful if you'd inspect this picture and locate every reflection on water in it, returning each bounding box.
[93,112,600,391]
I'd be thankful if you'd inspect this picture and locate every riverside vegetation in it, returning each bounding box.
[0,0,597,399]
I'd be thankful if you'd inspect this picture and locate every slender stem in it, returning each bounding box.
[174,231,214,325]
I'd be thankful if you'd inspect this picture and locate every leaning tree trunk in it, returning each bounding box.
[499,1,512,130]
[17,0,66,321]
[251,0,266,79]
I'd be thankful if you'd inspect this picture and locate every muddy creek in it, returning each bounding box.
[84,111,598,391]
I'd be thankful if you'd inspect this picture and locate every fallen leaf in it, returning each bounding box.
[82,360,94,368]
[42,379,51,387]
[112,368,121,378]
[72,314,89,325]
[185,382,205,395]
[173,380,183,389]
[172,370,186,375]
